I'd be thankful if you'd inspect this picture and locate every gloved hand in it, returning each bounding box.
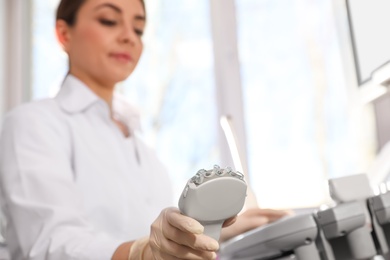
[220,207,293,242]
[128,207,221,260]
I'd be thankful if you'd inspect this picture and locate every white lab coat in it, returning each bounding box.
[0,75,173,260]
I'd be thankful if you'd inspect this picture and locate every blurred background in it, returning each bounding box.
[0,0,388,213]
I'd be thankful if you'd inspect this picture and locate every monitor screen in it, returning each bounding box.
[346,0,390,86]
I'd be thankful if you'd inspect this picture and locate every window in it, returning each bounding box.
[32,0,67,99]
[236,0,376,208]
[119,0,219,198]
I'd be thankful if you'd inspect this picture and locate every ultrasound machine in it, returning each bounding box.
[218,174,390,260]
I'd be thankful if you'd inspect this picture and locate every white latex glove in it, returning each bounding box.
[129,207,220,260]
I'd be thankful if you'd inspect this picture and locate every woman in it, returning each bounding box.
[0,0,290,259]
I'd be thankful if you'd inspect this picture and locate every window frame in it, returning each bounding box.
[2,0,32,115]
[209,0,257,207]
[0,0,5,120]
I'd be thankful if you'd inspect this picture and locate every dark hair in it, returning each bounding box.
[56,0,146,26]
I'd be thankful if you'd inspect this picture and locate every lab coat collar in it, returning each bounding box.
[56,74,101,114]
[56,74,141,132]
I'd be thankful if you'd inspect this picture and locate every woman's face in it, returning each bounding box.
[59,0,145,86]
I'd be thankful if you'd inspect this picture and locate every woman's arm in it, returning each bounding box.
[112,242,133,260]
[113,208,220,260]
[0,104,123,260]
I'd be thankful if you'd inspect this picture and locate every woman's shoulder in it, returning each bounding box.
[2,98,66,130]
[0,99,74,157]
